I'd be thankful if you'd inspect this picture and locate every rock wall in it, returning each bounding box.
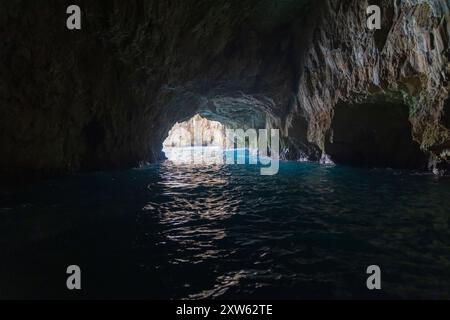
[293,0,450,171]
[1,0,449,182]
[1,0,311,182]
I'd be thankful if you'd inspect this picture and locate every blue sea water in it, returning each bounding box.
[0,149,450,299]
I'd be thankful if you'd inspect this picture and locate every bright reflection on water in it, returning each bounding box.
[163,147,260,166]
[163,146,226,165]
[1,152,450,299]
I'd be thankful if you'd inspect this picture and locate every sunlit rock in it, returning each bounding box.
[163,115,225,149]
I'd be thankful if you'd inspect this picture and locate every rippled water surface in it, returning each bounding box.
[1,154,450,299]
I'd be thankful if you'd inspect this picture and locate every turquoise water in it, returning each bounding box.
[1,153,450,299]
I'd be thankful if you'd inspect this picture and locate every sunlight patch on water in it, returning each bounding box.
[163,146,225,165]
[163,146,266,166]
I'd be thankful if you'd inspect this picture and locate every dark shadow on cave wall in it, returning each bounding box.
[442,98,450,129]
[325,100,428,169]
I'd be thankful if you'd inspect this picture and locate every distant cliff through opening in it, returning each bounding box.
[162,114,226,164]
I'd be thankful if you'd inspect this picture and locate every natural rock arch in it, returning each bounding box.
[0,0,449,182]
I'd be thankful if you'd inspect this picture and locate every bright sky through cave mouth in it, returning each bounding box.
[163,114,227,164]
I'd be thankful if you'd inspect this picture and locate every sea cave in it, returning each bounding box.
[0,0,450,300]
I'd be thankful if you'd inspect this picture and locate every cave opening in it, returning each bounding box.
[325,100,428,169]
[162,114,227,164]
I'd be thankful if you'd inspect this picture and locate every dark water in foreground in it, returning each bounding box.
[1,155,450,299]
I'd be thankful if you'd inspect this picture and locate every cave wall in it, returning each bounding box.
[293,0,450,171]
[1,0,449,182]
[0,0,313,182]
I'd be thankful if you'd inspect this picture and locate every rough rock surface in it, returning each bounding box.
[295,0,450,172]
[1,0,449,182]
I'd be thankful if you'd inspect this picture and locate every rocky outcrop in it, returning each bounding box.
[294,0,450,171]
[0,0,449,182]
[163,114,225,148]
